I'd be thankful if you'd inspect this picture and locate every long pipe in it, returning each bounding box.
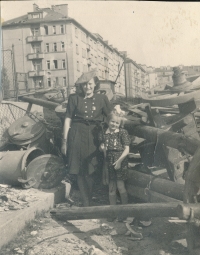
[19,96,59,109]
[50,203,178,221]
[125,122,200,156]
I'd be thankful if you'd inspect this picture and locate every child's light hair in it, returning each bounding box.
[107,110,123,125]
[107,105,126,127]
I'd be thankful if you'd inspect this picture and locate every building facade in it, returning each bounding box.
[124,59,147,98]
[2,4,125,96]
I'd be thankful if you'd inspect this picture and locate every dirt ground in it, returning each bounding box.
[0,182,189,255]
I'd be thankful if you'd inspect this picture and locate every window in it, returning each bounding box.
[62,59,66,69]
[118,63,120,72]
[32,43,40,53]
[47,60,50,70]
[31,27,40,36]
[33,78,43,89]
[77,61,80,71]
[55,77,59,87]
[76,44,79,55]
[82,48,86,58]
[53,43,57,52]
[32,14,40,19]
[44,25,48,35]
[83,64,87,73]
[53,26,56,34]
[60,25,64,34]
[63,77,67,86]
[53,60,58,69]
[47,78,51,87]
[33,60,41,71]
[90,39,93,48]
[81,32,86,42]
[61,42,65,51]
[75,27,78,37]
[46,43,49,52]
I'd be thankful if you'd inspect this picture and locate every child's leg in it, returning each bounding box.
[117,180,128,204]
[109,180,117,205]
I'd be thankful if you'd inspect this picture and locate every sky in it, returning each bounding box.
[1,1,200,68]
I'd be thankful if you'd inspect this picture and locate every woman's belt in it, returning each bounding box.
[72,118,103,126]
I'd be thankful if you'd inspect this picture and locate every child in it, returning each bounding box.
[99,110,130,221]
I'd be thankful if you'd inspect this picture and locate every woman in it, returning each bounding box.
[61,70,112,206]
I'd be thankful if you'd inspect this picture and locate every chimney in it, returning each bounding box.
[51,4,68,17]
[33,3,39,11]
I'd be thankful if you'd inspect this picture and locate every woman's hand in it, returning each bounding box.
[99,143,105,152]
[113,160,122,170]
[61,140,67,155]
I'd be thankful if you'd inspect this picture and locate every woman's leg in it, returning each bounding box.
[77,175,90,207]
[85,174,94,204]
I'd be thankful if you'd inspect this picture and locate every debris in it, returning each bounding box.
[125,222,143,239]
[30,231,38,236]
[128,237,142,241]
[138,220,152,227]
[125,230,131,236]
[118,247,128,252]
[88,245,107,255]
[101,223,113,230]
[91,219,100,224]
[168,219,187,223]
[110,229,118,236]
[16,250,24,254]
[171,239,187,248]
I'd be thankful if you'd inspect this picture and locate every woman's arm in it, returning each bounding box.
[113,146,129,170]
[61,117,72,155]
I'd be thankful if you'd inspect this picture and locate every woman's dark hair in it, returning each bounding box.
[76,76,100,95]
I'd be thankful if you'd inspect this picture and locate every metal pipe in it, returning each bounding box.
[19,96,59,109]
[124,122,200,156]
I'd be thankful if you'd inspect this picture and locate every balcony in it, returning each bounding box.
[86,44,91,51]
[105,67,109,72]
[87,59,92,66]
[29,70,45,77]
[27,53,44,60]
[27,36,43,43]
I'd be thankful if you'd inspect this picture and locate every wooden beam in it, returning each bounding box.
[127,170,184,201]
[177,203,200,220]
[50,203,178,221]
[127,185,182,203]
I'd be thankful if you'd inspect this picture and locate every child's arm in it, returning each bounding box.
[113,145,129,170]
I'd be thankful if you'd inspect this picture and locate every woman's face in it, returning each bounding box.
[81,78,96,95]
[108,115,121,132]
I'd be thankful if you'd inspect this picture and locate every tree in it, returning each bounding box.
[1,67,10,99]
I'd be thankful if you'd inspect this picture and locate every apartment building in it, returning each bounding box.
[124,59,147,98]
[155,66,173,86]
[141,65,158,90]
[154,65,200,86]
[2,3,125,96]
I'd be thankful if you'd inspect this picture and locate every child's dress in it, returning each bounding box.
[99,128,130,181]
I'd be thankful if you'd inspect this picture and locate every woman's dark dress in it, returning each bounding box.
[65,93,112,176]
[99,128,130,181]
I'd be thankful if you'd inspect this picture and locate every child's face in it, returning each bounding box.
[108,116,121,132]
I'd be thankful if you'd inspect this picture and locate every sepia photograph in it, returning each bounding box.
[0,1,200,254]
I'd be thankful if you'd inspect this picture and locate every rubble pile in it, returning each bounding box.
[0,184,39,212]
